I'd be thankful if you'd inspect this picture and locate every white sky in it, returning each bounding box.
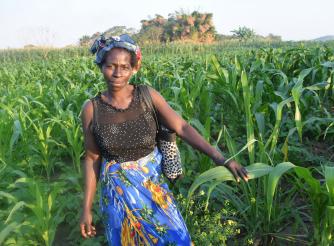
[0,0,333,48]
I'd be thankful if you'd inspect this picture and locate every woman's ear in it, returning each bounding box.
[132,63,140,74]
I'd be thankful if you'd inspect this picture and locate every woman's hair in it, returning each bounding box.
[98,47,138,69]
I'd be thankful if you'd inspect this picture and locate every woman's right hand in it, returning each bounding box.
[80,210,96,238]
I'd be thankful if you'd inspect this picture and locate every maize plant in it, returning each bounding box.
[0,41,333,245]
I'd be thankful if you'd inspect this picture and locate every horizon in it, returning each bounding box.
[0,0,333,49]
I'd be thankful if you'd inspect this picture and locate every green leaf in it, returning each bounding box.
[9,120,22,154]
[187,163,272,204]
[255,112,265,139]
[241,70,255,163]
[225,139,257,164]
[0,222,20,244]
[5,201,26,224]
[267,162,295,222]
[324,166,334,205]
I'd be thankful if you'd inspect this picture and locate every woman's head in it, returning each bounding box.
[90,34,142,70]
[99,47,138,69]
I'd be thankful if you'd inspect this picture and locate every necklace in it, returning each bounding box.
[100,85,136,112]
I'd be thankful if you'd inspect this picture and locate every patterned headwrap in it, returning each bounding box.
[90,34,142,69]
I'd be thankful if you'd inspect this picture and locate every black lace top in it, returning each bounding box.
[91,84,157,162]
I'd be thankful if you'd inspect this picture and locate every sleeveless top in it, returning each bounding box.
[91,84,158,163]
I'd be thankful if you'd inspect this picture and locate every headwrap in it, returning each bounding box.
[90,34,142,69]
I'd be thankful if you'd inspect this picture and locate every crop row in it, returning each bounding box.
[0,43,333,245]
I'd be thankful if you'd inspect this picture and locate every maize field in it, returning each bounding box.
[0,41,334,245]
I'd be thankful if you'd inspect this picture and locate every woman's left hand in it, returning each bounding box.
[215,159,249,182]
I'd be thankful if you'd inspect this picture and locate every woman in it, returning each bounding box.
[80,34,249,245]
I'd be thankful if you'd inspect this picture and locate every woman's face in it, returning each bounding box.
[101,48,135,90]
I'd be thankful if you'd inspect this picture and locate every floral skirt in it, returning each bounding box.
[99,147,192,245]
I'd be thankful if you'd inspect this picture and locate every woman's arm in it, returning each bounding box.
[80,100,101,238]
[149,87,248,182]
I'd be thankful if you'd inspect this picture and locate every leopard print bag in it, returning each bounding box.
[138,85,183,182]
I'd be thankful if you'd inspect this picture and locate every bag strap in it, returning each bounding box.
[138,84,176,142]
[138,84,160,131]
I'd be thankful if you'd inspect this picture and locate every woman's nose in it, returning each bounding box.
[113,67,121,77]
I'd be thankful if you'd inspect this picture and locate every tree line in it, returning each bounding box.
[79,11,281,46]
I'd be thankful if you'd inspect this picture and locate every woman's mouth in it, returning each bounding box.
[109,80,123,85]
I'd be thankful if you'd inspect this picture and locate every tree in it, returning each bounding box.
[103,26,136,37]
[137,15,166,43]
[266,33,282,42]
[78,26,137,46]
[135,26,164,44]
[79,35,91,46]
[137,11,216,43]
[231,26,256,42]
[77,11,218,45]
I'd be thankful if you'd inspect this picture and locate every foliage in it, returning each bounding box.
[176,192,240,245]
[231,26,256,42]
[78,26,137,46]
[0,41,333,245]
[294,166,334,245]
[79,35,91,46]
[138,11,216,43]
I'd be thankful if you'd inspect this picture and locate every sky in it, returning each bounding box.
[0,0,333,49]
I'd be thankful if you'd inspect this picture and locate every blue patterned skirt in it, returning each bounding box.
[99,147,192,245]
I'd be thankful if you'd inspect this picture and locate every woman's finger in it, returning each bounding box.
[86,223,93,237]
[88,224,96,237]
[238,168,248,182]
[242,168,249,178]
[240,167,248,178]
[80,223,87,238]
[236,168,243,179]
[230,168,240,182]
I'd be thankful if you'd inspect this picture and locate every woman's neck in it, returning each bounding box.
[104,84,134,107]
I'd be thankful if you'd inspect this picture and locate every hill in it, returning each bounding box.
[313,35,334,41]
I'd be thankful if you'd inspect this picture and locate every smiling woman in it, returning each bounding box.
[79,34,248,245]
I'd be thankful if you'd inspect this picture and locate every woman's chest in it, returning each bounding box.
[93,110,157,149]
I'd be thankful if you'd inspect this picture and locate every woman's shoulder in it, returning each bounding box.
[82,92,102,111]
[81,92,102,120]
[81,99,94,119]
